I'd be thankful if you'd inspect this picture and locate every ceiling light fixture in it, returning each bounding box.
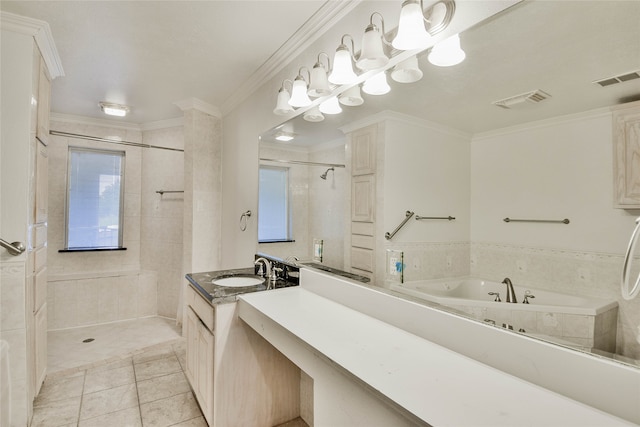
[356,12,390,71]
[99,102,129,117]
[392,0,456,51]
[328,35,358,85]
[428,33,465,66]
[391,55,423,83]
[289,67,312,108]
[273,80,294,115]
[308,53,332,97]
[362,72,391,96]
[275,132,295,142]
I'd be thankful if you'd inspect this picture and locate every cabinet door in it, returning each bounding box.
[185,307,199,390]
[34,303,47,396]
[351,174,375,222]
[613,103,640,208]
[351,124,377,176]
[197,322,214,425]
[36,61,51,146]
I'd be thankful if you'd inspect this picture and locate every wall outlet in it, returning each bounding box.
[386,250,404,283]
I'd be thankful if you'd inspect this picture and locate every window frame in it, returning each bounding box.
[258,165,293,243]
[62,146,126,251]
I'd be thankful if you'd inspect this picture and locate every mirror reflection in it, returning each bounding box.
[258,0,640,368]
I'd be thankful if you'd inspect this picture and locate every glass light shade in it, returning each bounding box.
[303,106,325,122]
[356,25,389,71]
[319,96,342,115]
[328,45,358,85]
[391,56,423,83]
[289,77,312,107]
[338,85,364,106]
[273,88,294,115]
[392,0,431,51]
[308,63,331,97]
[362,72,390,96]
[428,34,466,67]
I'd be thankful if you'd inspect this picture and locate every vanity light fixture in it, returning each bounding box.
[393,0,456,51]
[319,96,342,115]
[338,85,364,106]
[289,67,312,108]
[428,33,465,66]
[356,12,390,71]
[99,102,129,117]
[273,79,294,115]
[303,106,325,122]
[308,53,332,97]
[391,55,423,83]
[328,35,358,85]
[363,72,391,95]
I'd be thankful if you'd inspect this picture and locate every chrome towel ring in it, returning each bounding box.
[239,210,252,232]
[621,217,640,300]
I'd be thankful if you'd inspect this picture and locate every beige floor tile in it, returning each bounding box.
[139,391,201,427]
[84,364,135,394]
[137,371,191,404]
[80,383,139,420]
[31,395,81,427]
[134,354,182,381]
[169,416,208,427]
[275,417,310,427]
[132,345,176,365]
[35,371,85,405]
[78,406,142,427]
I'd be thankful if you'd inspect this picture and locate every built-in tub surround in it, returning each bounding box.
[392,277,618,352]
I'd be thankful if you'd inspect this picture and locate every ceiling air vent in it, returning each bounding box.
[492,90,551,109]
[593,70,640,87]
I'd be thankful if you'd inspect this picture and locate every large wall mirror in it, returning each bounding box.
[258,0,640,369]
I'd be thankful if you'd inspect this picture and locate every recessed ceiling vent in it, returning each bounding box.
[593,70,640,87]
[492,90,551,109]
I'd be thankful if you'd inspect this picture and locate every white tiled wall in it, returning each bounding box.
[47,119,185,328]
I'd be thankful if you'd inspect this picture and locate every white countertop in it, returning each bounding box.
[239,287,635,426]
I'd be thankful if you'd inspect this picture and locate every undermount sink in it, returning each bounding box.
[211,274,265,288]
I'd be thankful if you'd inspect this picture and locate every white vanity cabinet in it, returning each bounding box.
[613,100,640,208]
[184,283,301,427]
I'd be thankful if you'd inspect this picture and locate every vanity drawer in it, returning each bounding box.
[187,284,215,332]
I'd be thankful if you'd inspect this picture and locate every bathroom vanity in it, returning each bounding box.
[184,265,301,427]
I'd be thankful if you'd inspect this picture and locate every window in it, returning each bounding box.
[64,148,125,250]
[258,166,291,242]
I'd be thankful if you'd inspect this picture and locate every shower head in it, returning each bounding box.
[320,167,334,180]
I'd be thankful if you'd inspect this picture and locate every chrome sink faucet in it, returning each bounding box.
[254,257,272,282]
[502,277,517,303]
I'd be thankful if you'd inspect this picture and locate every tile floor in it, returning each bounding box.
[33,337,206,427]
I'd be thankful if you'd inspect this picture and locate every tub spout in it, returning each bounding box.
[502,277,517,303]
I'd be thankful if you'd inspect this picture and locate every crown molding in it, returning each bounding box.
[220,0,362,116]
[472,106,612,142]
[174,98,221,118]
[340,110,471,141]
[50,112,143,131]
[1,11,64,79]
[50,112,185,132]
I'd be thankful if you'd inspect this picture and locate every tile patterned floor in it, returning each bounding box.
[32,340,207,427]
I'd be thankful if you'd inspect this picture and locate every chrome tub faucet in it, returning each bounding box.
[502,277,517,303]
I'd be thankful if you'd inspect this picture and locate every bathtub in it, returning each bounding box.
[390,277,616,315]
[390,277,619,352]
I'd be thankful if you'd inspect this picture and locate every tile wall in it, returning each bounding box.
[47,119,184,328]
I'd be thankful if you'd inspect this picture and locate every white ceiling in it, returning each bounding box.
[2,1,639,135]
[0,0,327,124]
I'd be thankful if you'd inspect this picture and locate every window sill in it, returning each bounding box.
[58,247,127,253]
[258,240,296,244]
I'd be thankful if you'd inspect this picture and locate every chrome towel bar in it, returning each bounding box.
[156,190,184,195]
[503,217,569,224]
[415,215,455,221]
[385,211,414,240]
